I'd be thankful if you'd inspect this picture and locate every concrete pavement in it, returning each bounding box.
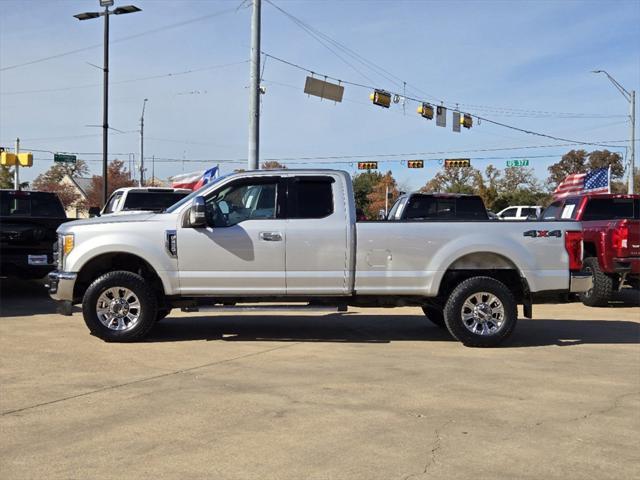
[1,279,639,479]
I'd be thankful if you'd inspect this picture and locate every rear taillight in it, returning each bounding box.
[611,222,629,255]
[565,231,583,271]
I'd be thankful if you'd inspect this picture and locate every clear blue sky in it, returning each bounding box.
[1,0,639,191]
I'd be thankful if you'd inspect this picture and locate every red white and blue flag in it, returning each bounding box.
[553,167,610,199]
[170,166,219,191]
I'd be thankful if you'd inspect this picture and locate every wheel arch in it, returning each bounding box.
[73,252,166,303]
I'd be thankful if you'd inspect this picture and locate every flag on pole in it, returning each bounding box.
[553,167,610,199]
[170,166,219,191]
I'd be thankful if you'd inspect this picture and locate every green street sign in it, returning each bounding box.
[506,159,529,167]
[54,153,77,163]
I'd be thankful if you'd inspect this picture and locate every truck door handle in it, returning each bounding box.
[259,231,282,242]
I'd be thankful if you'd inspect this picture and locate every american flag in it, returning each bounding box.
[553,167,610,199]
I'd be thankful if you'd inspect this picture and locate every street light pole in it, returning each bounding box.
[247,0,261,171]
[102,3,109,205]
[140,98,148,186]
[74,1,141,206]
[592,70,636,194]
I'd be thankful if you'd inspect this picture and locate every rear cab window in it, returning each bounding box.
[403,195,486,220]
[287,176,334,219]
[123,191,190,212]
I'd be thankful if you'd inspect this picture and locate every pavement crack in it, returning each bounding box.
[403,419,453,480]
[1,343,300,417]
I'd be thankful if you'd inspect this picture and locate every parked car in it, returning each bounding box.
[497,205,543,220]
[0,190,70,279]
[541,193,639,306]
[48,169,591,347]
[94,187,191,216]
[387,193,488,221]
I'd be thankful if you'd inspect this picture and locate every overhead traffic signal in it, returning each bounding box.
[407,160,424,168]
[417,103,434,119]
[444,158,471,168]
[358,161,378,170]
[1,152,17,166]
[369,90,391,108]
[462,113,473,129]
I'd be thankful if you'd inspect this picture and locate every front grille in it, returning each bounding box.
[54,236,62,269]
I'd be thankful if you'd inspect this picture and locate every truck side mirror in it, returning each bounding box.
[88,207,101,217]
[188,196,207,227]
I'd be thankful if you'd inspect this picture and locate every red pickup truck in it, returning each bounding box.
[542,194,639,306]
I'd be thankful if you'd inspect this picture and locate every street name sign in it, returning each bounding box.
[506,159,529,167]
[54,153,77,164]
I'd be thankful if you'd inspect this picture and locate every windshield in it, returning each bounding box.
[123,191,190,212]
[165,173,233,213]
[0,191,66,218]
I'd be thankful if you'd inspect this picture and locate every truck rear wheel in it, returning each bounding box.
[82,271,157,342]
[579,257,613,307]
[443,276,517,347]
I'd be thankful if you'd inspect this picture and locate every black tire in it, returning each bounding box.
[156,308,172,322]
[579,257,614,307]
[422,305,445,328]
[82,271,158,342]
[443,276,517,348]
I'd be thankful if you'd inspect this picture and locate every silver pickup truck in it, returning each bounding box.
[48,169,591,347]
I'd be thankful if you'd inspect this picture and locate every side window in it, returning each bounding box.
[206,180,278,227]
[500,207,518,218]
[287,177,334,219]
[405,196,437,219]
[542,201,562,220]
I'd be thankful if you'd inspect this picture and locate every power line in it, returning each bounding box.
[0,6,238,72]
[0,61,248,96]
[264,0,627,120]
[261,52,627,150]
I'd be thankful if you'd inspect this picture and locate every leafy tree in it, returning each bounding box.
[473,164,501,211]
[352,170,382,216]
[261,161,287,170]
[366,171,398,218]
[32,160,89,210]
[82,159,135,208]
[0,165,14,189]
[421,166,479,194]
[547,149,623,189]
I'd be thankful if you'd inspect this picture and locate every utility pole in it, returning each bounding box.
[631,90,636,194]
[592,70,636,194]
[247,0,261,170]
[140,98,148,186]
[14,138,20,190]
[102,2,109,205]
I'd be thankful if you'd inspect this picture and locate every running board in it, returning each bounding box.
[181,303,347,313]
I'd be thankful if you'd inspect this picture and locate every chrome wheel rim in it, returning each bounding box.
[461,292,505,336]
[96,287,141,331]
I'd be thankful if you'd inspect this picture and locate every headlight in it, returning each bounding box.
[62,234,74,257]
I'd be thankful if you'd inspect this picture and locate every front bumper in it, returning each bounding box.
[569,271,593,293]
[47,270,77,302]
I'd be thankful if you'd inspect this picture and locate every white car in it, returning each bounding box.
[97,187,191,216]
[497,206,542,221]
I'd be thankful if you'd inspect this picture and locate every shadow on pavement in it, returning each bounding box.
[147,313,640,348]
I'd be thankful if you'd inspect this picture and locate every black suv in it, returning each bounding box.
[0,190,69,279]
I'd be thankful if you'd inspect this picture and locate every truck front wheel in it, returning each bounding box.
[579,257,613,307]
[443,276,517,347]
[82,271,158,342]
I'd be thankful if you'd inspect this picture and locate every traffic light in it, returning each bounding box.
[18,153,33,167]
[1,152,17,166]
[369,90,391,108]
[358,161,378,170]
[462,113,473,129]
[407,160,424,168]
[417,103,434,119]
[444,159,471,168]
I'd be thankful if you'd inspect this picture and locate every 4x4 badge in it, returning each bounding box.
[524,230,561,238]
